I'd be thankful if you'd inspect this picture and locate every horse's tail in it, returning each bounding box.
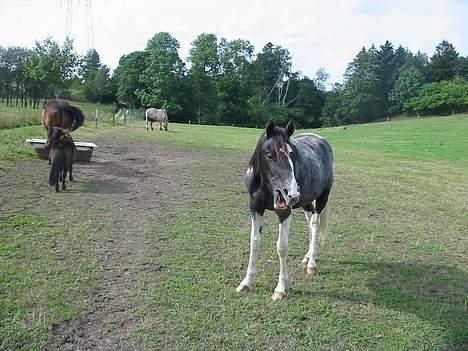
[62,105,85,131]
[319,201,330,240]
[49,147,64,186]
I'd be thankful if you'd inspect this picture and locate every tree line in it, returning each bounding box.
[0,37,115,109]
[1,33,467,127]
[321,40,468,126]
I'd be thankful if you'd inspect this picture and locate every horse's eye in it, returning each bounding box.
[266,153,273,160]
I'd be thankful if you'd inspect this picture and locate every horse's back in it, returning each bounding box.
[146,108,167,122]
[42,100,75,130]
[295,133,333,164]
[293,133,334,198]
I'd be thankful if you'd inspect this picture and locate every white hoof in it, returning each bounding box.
[271,291,286,301]
[306,266,317,276]
[236,284,250,293]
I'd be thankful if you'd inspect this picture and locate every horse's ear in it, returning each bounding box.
[265,119,275,138]
[285,119,295,137]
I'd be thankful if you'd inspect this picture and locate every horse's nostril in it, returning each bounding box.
[290,192,300,200]
[283,188,289,196]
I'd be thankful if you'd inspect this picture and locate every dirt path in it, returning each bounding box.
[2,136,200,350]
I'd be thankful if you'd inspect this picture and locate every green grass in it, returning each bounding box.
[0,114,467,350]
[0,105,42,129]
[0,213,95,350]
[134,117,467,350]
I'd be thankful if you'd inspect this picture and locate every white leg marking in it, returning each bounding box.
[302,211,312,263]
[237,213,263,292]
[272,215,292,300]
[304,211,320,274]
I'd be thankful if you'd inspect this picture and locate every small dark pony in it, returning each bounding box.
[47,127,76,192]
[41,99,85,132]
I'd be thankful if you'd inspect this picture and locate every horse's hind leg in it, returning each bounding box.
[159,121,163,131]
[302,191,330,275]
[62,169,67,190]
[150,121,154,131]
[69,164,73,181]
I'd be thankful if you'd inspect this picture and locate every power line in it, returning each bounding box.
[65,0,73,37]
[64,0,94,50]
[85,0,94,50]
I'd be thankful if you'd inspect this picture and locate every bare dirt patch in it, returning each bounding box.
[1,136,201,350]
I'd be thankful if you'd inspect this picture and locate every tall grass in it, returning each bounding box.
[0,105,41,129]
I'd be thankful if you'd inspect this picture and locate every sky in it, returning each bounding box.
[1,0,467,84]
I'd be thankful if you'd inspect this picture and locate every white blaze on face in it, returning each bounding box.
[285,144,300,196]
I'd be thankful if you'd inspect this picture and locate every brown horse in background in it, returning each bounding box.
[47,127,76,192]
[41,99,85,132]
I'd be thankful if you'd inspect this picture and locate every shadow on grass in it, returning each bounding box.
[79,160,147,179]
[327,260,467,349]
[74,179,129,194]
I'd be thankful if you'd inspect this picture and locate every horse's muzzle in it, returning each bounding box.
[286,191,300,207]
[275,188,300,210]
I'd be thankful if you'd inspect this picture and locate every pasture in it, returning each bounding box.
[0,114,467,350]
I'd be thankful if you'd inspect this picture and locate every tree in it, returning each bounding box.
[188,33,220,123]
[389,67,425,114]
[429,40,459,82]
[456,56,468,80]
[341,47,381,123]
[80,49,102,80]
[374,41,396,114]
[313,68,329,92]
[82,66,116,103]
[0,46,30,106]
[251,43,292,103]
[283,75,325,128]
[24,37,78,106]
[136,32,186,114]
[217,38,254,125]
[113,51,148,107]
[320,83,346,127]
[405,77,468,114]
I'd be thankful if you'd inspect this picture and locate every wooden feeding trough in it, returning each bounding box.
[26,138,97,162]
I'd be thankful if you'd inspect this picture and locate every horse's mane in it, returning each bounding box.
[248,127,289,176]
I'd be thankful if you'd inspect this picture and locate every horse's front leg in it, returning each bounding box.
[159,122,163,131]
[302,209,319,275]
[236,211,263,293]
[272,212,292,300]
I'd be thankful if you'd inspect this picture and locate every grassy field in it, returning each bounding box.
[0,113,467,350]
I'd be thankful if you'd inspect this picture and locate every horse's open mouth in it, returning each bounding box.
[275,190,288,210]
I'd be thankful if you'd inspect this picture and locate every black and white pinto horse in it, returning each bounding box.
[145,108,168,131]
[236,119,334,300]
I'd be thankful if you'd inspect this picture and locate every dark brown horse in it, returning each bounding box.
[41,99,85,132]
[47,127,76,192]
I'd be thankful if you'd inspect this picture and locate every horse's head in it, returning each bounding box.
[249,119,300,211]
[47,127,70,147]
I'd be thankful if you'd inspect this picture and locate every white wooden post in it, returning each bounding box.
[95,109,99,128]
[145,110,148,131]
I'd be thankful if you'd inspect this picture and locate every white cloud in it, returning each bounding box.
[0,0,467,83]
